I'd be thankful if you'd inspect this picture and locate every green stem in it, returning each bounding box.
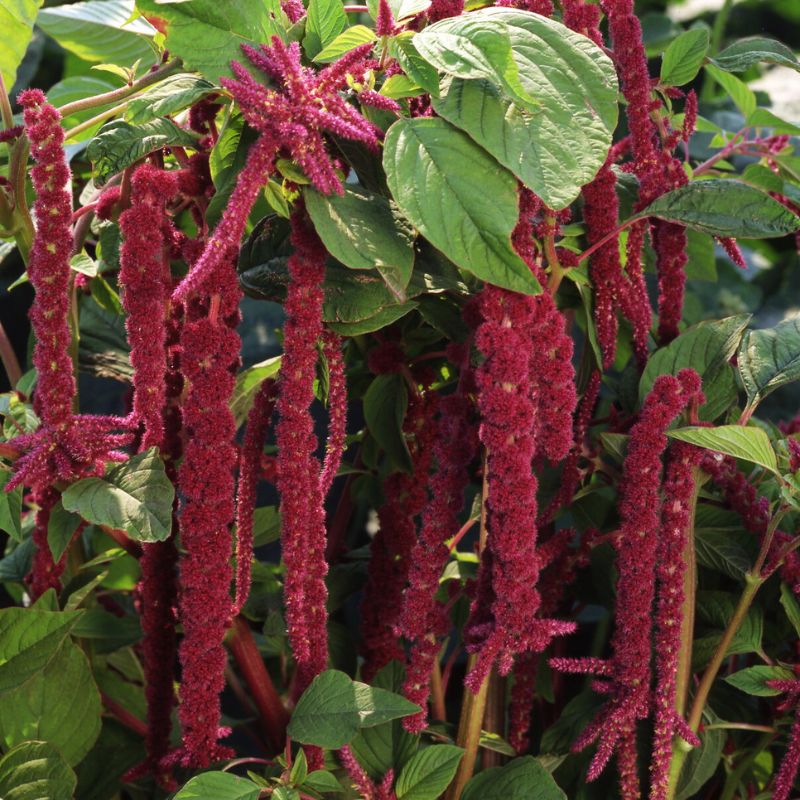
[10,137,33,263]
[56,59,182,118]
[675,469,704,719]
[445,452,491,800]
[666,573,764,797]
[0,71,14,131]
[64,101,129,142]
[700,0,734,101]
[719,731,776,800]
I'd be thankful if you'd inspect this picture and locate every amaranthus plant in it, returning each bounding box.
[1,0,800,798]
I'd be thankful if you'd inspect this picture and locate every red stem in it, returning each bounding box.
[227,616,290,753]
[0,320,22,387]
[101,692,147,737]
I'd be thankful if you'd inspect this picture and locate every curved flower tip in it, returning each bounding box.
[221,37,381,196]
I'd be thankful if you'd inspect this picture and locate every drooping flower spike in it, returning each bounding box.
[551,369,701,798]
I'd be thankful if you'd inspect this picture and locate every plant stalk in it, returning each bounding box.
[445,452,491,800]
[57,59,182,118]
[227,616,290,753]
[0,320,22,387]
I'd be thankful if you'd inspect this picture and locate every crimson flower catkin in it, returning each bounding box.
[650,441,704,800]
[551,369,700,798]
[275,209,330,696]
[118,163,180,782]
[360,388,438,681]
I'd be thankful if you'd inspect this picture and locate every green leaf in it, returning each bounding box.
[72,609,141,652]
[395,745,464,800]
[328,301,419,336]
[709,36,800,74]
[781,582,800,639]
[0,741,76,800]
[61,448,175,543]
[38,0,156,66]
[639,180,799,239]
[174,772,262,800]
[639,315,750,418]
[0,0,44,91]
[87,117,198,186]
[314,24,376,63]
[431,10,617,210]
[381,74,425,100]
[674,712,725,800]
[660,27,710,86]
[363,373,412,472]
[287,669,421,749]
[0,472,23,543]
[738,316,800,410]
[703,64,756,117]
[0,608,83,694]
[746,108,800,136]
[125,74,217,124]
[136,0,283,82]
[383,117,540,294]
[390,34,440,95]
[694,530,757,580]
[367,0,430,21]
[725,665,795,697]
[0,639,101,766]
[685,228,717,281]
[693,593,764,669]
[305,186,415,298]
[70,252,99,278]
[47,499,83,562]
[413,13,536,112]
[231,356,282,427]
[302,770,345,794]
[304,0,347,59]
[667,425,778,474]
[461,756,566,800]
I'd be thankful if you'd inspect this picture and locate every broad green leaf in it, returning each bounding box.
[287,669,420,749]
[703,65,756,117]
[363,373,412,472]
[367,0,430,20]
[0,0,44,91]
[674,711,725,800]
[694,530,757,579]
[685,229,717,281]
[305,186,415,298]
[231,356,281,427]
[738,316,800,409]
[125,74,217,124]
[432,9,617,209]
[61,448,175,543]
[0,608,82,693]
[47,500,83,562]
[639,315,750,418]
[709,36,800,74]
[38,0,156,66]
[383,117,540,295]
[0,538,33,584]
[660,27,710,86]
[781,582,800,639]
[0,741,76,800]
[395,745,464,800]
[390,34,440,95]
[0,472,23,543]
[350,660,418,781]
[70,252,99,278]
[304,0,347,59]
[174,772,261,800]
[314,25,376,63]
[327,301,418,336]
[462,756,566,800]
[136,0,283,82]
[692,592,764,669]
[87,118,198,186]
[746,108,800,136]
[667,425,778,474]
[0,640,101,765]
[72,609,141,652]
[252,506,281,547]
[639,180,800,238]
[381,74,425,100]
[725,665,795,697]
[413,14,536,112]
[302,771,345,794]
